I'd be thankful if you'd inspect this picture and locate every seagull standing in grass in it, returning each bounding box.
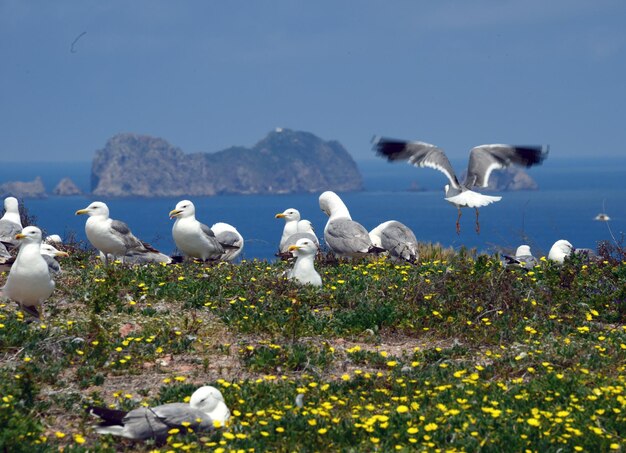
[373,137,549,234]
[76,201,170,265]
[319,191,382,258]
[89,385,230,441]
[1,226,55,318]
[503,245,538,270]
[548,239,597,264]
[275,208,318,253]
[169,200,225,261]
[288,238,322,287]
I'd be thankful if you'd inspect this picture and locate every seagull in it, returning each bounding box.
[89,385,230,441]
[169,200,225,261]
[76,201,170,265]
[319,191,383,258]
[369,220,419,263]
[594,213,610,222]
[275,208,317,253]
[373,137,549,234]
[0,226,55,318]
[503,244,538,270]
[0,197,23,250]
[287,238,322,287]
[39,243,69,275]
[211,222,244,262]
[548,239,597,264]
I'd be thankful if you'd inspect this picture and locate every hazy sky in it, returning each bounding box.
[2,1,625,162]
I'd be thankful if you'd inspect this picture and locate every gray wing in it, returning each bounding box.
[42,255,61,275]
[0,241,11,259]
[373,137,462,189]
[281,232,319,253]
[0,219,21,248]
[466,145,549,188]
[325,219,373,255]
[110,220,144,249]
[123,404,212,440]
[215,230,241,249]
[380,222,419,262]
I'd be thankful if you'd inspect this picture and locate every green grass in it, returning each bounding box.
[1,243,625,452]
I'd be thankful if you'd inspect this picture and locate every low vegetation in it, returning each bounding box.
[1,241,625,452]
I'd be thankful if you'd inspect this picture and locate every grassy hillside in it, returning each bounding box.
[1,243,625,452]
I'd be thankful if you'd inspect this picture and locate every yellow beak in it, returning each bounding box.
[15,233,26,239]
[169,209,182,219]
[55,251,70,258]
[75,209,88,215]
[275,213,286,218]
[288,245,300,252]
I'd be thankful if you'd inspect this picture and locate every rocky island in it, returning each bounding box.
[91,129,363,197]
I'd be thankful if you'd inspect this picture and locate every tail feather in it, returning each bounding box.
[88,405,127,425]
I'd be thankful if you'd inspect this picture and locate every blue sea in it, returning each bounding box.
[1,158,624,261]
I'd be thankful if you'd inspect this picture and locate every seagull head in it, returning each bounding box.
[75,201,110,218]
[4,196,19,214]
[40,243,69,258]
[275,208,301,221]
[319,191,350,219]
[189,385,225,413]
[548,239,574,263]
[169,200,195,219]
[515,245,532,257]
[288,238,318,257]
[15,226,43,244]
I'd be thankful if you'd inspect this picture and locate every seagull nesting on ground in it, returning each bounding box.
[211,222,244,261]
[0,226,55,318]
[369,220,419,263]
[89,385,230,441]
[287,238,322,287]
[169,200,227,261]
[76,201,170,265]
[319,191,382,258]
[503,244,538,270]
[548,239,597,264]
[0,196,22,250]
[373,137,549,234]
[39,243,69,275]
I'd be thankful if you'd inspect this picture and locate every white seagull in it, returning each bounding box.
[90,385,230,441]
[39,243,69,275]
[275,208,317,253]
[76,201,170,265]
[548,239,597,264]
[319,191,382,258]
[373,137,549,234]
[169,200,225,261]
[211,222,244,262]
[369,220,419,263]
[287,238,322,287]
[0,196,23,250]
[1,226,55,318]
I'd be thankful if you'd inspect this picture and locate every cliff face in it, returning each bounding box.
[91,129,363,197]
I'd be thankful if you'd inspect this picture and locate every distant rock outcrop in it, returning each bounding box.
[53,178,83,196]
[0,177,47,199]
[91,129,363,197]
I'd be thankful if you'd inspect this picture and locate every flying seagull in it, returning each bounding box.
[89,385,230,441]
[373,137,549,234]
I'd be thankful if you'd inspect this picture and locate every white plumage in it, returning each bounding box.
[287,238,322,287]
[169,200,225,261]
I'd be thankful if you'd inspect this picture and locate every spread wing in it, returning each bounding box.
[466,144,549,188]
[373,137,462,189]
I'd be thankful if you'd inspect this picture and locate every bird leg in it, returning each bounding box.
[456,208,462,235]
[475,208,480,234]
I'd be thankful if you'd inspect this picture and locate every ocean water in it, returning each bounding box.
[1,158,624,261]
